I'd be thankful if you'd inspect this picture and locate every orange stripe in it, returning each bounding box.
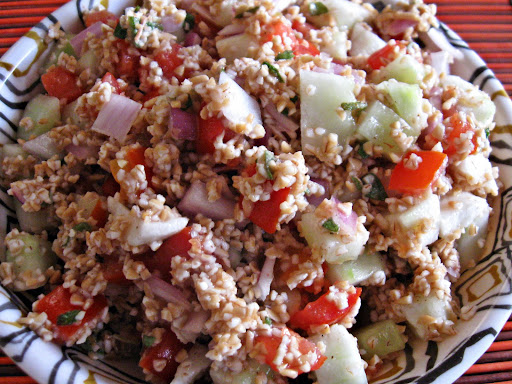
[0,7,58,17]
[465,361,512,375]
[0,27,30,35]
[0,378,37,384]
[436,4,512,11]
[0,0,66,7]
[450,24,512,31]
[0,37,21,45]
[0,356,13,364]
[0,16,46,25]
[438,14,512,22]
[502,323,512,332]
[488,382,512,384]
[488,340,512,352]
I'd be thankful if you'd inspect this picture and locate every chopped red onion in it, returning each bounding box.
[308,178,330,206]
[256,256,275,300]
[182,310,209,333]
[22,132,61,159]
[419,28,463,60]
[191,4,220,27]
[385,19,418,38]
[146,275,191,309]
[218,24,246,36]
[332,198,357,235]
[162,15,183,33]
[178,181,236,220]
[264,102,299,137]
[184,32,202,47]
[70,21,103,56]
[65,144,99,160]
[91,94,142,142]
[169,108,197,140]
[428,51,451,76]
[10,186,25,204]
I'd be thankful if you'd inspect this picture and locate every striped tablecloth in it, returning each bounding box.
[0,0,512,383]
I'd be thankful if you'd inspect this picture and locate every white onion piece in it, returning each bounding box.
[420,28,464,60]
[170,345,211,384]
[428,51,451,76]
[191,4,220,27]
[91,94,142,142]
[70,21,103,56]
[184,32,201,47]
[264,102,299,136]
[332,198,357,235]
[256,256,276,300]
[178,181,236,220]
[65,143,99,159]
[162,15,183,33]
[22,132,61,160]
[182,310,209,333]
[218,24,246,36]
[146,275,191,309]
[169,108,197,140]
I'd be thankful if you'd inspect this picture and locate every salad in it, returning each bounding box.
[0,0,500,383]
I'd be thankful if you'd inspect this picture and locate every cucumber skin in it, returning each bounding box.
[354,319,405,360]
[18,95,61,140]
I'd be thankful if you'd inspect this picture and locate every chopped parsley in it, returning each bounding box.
[142,335,156,347]
[282,107,289,116]
[113,23,127,39]
[235,6,260,18]
[322,218,339,233]
[146,21,163,30]
[290,95,299,103]
[264,316,272,325]
[309,1,329,16]
[262,61,284,83]
[181,95,193,111]
[73,222,92,232]
[134,5,141,12]
[128,15,139,36]
[183,13,195,32]
[357,142,370,159]
[263,150,275,180]
[361,173,387,201]
[351,176,363,191]
[57,310,81,326]
[340,101,368,111]
[276,50,294,60]
[485,128,490,138]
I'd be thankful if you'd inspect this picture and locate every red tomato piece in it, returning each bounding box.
[443,113,479,156]
[102,174,120,197]
[196,116,235,155]
[41,66,83,102]
[261,21,319,56]
[34,285,108,344]
[141,88,161,104]
[101,257,130,285]
[367,40,407,70]
[289,287,362,331]
[254,327,326,375]
[154,44,185,82]
[388,150,448,195]
[116,41,140,80]
[139,329,185,383]
[248,187,291,234]
[110,147,153,189]
[90,199,108,228]
[84,10,118,27]
[101,72,121,93]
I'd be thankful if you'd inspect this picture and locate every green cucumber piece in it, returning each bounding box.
[14,200,53,234]
[77,49,100,75]
[378,55,426,85]
[354,320,405,360]
[1,144,28,159]
[18,95,61,140]
[210,359,273,384]
[327,252,385,285]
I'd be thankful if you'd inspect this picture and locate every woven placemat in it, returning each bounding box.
[0,0,511,383]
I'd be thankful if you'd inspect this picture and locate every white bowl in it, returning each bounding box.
[1,1,512,383]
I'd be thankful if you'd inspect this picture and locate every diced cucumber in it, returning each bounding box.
[440,75,496,126]
[62,100,87,128]
[310,324,368,384]
[357,100,419,158]
[14,200,52,234]
[216,34,257,63]
[308,0,372,31]
[5,232,57,290]
[327,252,385,285]
[376,80,426,131]
[321,29,349,61]
[401,294,455,339]
[43,39,76,71]
[354,320,405,360]
[1,144,28,159]
[18,95,61,140]
[300,211,369,264]
[378,55,426,85]
[77,49,100,75]
[300,70,357,153]
[210,359,273,384]
[457,212,489,269]
[387,192,440,248]
[349,23,386,56]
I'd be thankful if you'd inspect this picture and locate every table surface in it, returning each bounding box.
[1,0,512,383]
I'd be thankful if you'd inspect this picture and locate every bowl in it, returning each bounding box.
[0,1,512,383]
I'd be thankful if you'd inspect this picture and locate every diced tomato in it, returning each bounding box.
[443,113,479,156]
[261,21,319,57]
[247,187,291,234]
[77,194,108,228]
[254,327,326,375]
[84,10,118,27]
[289,286,362,331]
[110,147,153,190]
[101,257,130,285]
[116,41,140,80]
[141,88,161,104]
[367,40,407,70]
[101,72,121,94]
[388,150,448,195]
[276,249,324,294]
[34,285,108,344]
[154,44,185,82]
[41,66,83,102]
[91,199,108,228]
[145,227,192,280]
[196,116,235,155]
[139,329,185,383]
[102,174,120,197]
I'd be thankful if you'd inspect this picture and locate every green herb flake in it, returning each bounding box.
[357,143,369,159]
[276,50,294,60]
[340,101,368,111]
[73,222,92,232]
[351,176,363,191]
[63,236,70,247]
[282,107,289,116]
[143,335,156,347]
[322,218,339,233]
[361,173,388,201]
[181,95,193,111]
[290,95,299,103]
[147,21,163,30]
[128,15,139,36]
[262,61,284,83]
[113,23,127,39]
[263,150,275,180]
[134,5,141,12]
[309,1,329,16]
[264,317,272,325]
[57,309,81,326]
[235,6,260,18]
[183,13,195,32]
[485,128,490,138]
